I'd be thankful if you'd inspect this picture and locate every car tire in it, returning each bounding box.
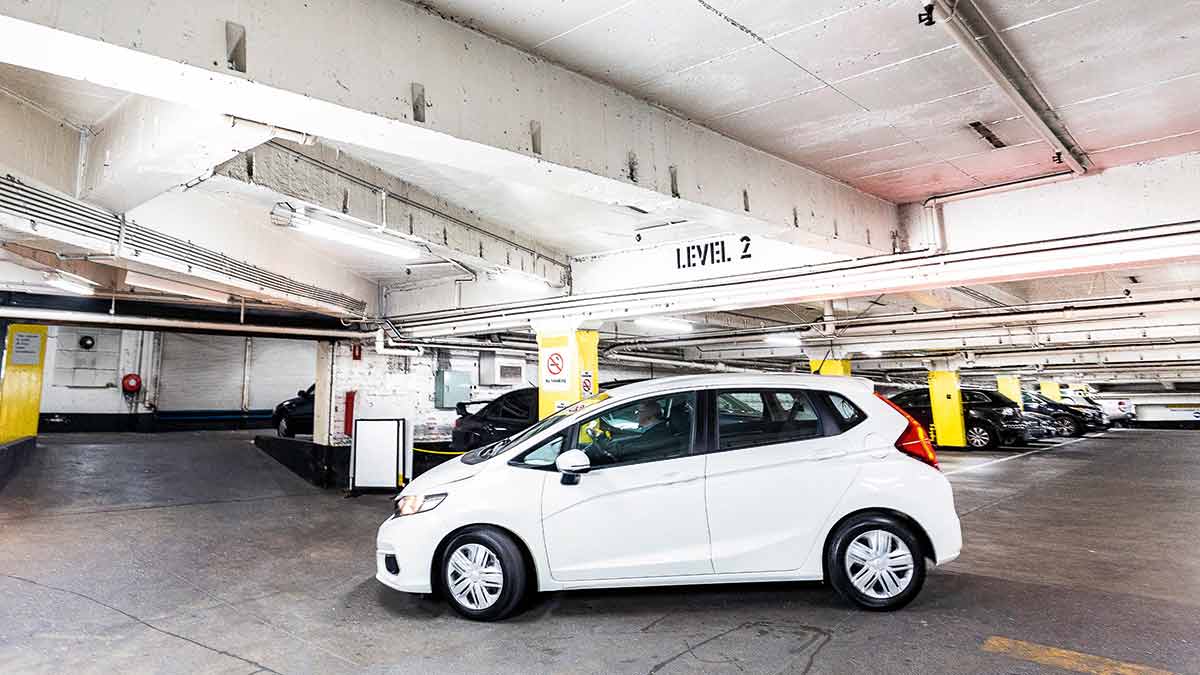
[440,527,529,621]
[276,415,293,438]
[1054,415,1080,437]
[827,513,926,611]
[965,423,998,450]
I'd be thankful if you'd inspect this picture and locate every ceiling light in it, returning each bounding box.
[862,349,884,358]
[635,317,693,333]
[274,204,423,260]
[494,269,551,292]
[763,334,802,347]
[44,271,96,296]
[124,270,231,304]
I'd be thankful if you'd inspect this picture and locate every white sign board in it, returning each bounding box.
[580,369,595,398]
[351,418,405,490]
[10,332,42,365]
[540,348,569,391]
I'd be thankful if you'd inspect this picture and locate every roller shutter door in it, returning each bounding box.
[246,337,317,409]
[158,333,246,411]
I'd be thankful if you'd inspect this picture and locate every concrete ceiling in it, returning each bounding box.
[422,0,1200,203]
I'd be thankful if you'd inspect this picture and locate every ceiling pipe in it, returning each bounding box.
[0,307,369,339]
[926,0,1088,175]
[605,353,760,373]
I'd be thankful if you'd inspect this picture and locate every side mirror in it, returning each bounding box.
[455,402,468,416]
[555,449,591,485]
[298,390,307,398]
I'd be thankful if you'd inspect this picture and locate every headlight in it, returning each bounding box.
[999,407,1016,417]
[393,493,446,517]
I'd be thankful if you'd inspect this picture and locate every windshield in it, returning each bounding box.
[460,392,612,465]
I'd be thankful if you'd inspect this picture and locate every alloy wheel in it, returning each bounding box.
[966,426,992,448]
[844,530,915,600]
[447,543,504,610]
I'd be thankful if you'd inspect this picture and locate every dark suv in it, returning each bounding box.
[272,384,314,437]
[450,380,641,452]
[1021,391,1106,436]
[889,387,1026,450]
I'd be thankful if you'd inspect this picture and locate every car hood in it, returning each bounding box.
[404,454,485,493]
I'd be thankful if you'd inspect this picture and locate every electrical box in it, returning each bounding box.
[435,370,472,409]
[479,352,526,386]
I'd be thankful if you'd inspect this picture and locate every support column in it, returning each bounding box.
[313,340,335,445]
[810,358,852,376]
[929,370,966,448]
[996,375,1022,408]
[1039,380,1062,401]
[534,320,600,419]
[0,324,49,443]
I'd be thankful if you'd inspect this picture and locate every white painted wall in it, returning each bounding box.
[40,327,153,415]
[0,88,79,195]
[901,151,1200,251]
[324,344,674,446]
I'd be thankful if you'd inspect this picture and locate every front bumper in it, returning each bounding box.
[375,515,442,594]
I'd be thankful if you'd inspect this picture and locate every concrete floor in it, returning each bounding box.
[1,430,1197,674]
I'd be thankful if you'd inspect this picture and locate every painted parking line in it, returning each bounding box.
[942,435,1100,476]
[982,636,1174,675]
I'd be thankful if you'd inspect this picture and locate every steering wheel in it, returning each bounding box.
[587,431,620,464]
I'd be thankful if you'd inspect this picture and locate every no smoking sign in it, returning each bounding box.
[541,348,570,391]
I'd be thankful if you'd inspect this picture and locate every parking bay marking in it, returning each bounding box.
[943,435,1098,476]
[982,636,1174,675]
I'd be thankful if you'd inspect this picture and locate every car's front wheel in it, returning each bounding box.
[965,423,998,449]
[827,513,927,611]
[1054,415,1080,437]
[440,527,529,621]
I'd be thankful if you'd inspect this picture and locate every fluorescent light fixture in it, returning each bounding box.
[275,204,422,261]
[124,270,231,304]
[494,269,551,292]
[43,271,96,296]
[763,334,802,347]
[635,317,693,333]
[861,349,884,358]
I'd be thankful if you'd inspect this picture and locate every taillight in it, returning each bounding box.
[874,392,939,470]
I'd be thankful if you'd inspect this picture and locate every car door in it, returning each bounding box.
[704,388,863,574]
[482,389,535,442]
[893,390,933,428]
[540,390,711,582]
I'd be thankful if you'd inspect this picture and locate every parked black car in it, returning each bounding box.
[889,387,1026,450]
[1022,410,1061,440]
[451,380,641,452]
[1021,391,1106,436]
[273,384,315,437]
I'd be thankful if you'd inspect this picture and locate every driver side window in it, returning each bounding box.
[575,392,696,468]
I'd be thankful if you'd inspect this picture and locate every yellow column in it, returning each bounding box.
[1039,380,1062,401]
[0,324,49,443]
[810,358,852,376]
[535,324,600,419]
[996,375,1022,408]
[928,370,966,448]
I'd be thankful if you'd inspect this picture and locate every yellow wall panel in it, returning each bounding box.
[0,324,48,443]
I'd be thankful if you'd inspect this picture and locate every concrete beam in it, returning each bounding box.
[80,96,276,212]
[0,85,79,195]
[215,140,569,285]
[0,2,896,261]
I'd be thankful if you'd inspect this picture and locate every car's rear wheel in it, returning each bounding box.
[1054,415,1080,437]
[827,513,926,611]
[440,527,528,621]
[965,423,998,449]
[276,416,293,438]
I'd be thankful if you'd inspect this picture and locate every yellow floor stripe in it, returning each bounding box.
[982,637,1174,675]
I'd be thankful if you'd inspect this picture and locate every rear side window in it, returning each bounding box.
[716,389,822,451]
[489,390,534,420]
[825,393,866,431]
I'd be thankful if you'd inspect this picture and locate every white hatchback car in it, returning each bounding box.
[376,374,961,620]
